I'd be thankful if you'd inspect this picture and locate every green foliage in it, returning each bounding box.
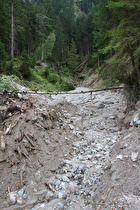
[19,53,35,80]
[98,0,140,103]
[43,67,51,78]
[77,73,86,80]
[60,81,75,91]
[47,73,59,84]
[68,39,79,74]
[29,65,75,92]
[0,40,7,73]
[35,33,56,62]
[60,65,71,77]
[0,75,17,91]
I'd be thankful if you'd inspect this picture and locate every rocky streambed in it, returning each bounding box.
[0,87,140,210]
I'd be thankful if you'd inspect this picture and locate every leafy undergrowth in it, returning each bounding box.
[0,65,75,93]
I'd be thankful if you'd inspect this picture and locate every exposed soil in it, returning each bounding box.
[0,86,140,210]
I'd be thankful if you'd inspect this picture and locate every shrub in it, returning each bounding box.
[60,81,75,91]
[60,65,71,77]
[43,67,51,78]
[0,75,17,91]
[47,73,59,84]
[78,73,86,80]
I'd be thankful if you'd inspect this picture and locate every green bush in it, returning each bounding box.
[43,67,51,78]
[60,81,75,91]
[47,73,59,84]
[60,65,71,77]
[78,73,86,80]
[0,75,17,91]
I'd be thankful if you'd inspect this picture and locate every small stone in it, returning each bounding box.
[69,124,74,130]
[12,165,17,174]
[131,152,139,162]
[9,192,17,204]
[59,182,67,190]
[57,191,66,199]
[35,170,41,183]
[16,195,23,204]
[109,115,116,120]
[74,190,80,195]
[116,154,123,160]
[135,120,140,126]
[46,191,54,200]
[17,93,22,99]
[57,202,64,210]
[133,113,140,123]
[40,203,46,208]
[18,187,25,196]
[60,175,70,182]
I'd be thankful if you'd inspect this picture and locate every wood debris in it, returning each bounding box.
[45,182,55,192]
[1,135,5,151]
[96,185,114,210]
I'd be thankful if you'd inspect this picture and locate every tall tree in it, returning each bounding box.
[68,39,79,74]
[99,0,140,103]
[11,0,14,59]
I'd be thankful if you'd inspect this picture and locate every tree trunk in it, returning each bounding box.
[11,0,14,59]
[98,57,100,69]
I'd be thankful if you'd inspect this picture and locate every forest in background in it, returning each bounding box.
[0,0,140,102]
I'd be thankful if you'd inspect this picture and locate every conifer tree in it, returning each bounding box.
[99,0,140,104]
[68,39,79,74]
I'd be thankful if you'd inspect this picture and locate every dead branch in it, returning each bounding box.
[18,146,36,169]
[7,97,16,103]
[25,134,36,147]
[35,123,45,130]
[96,185,114,210]
[20,162,26,188]
[7,186,11,193]
[75,59,88,72]
[11,116,21,129]
[18,131,24,142]
[45,182,55,192]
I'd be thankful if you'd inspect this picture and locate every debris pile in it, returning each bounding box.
[0,88,140,210]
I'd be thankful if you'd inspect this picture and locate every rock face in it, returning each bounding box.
[0,87,140,210]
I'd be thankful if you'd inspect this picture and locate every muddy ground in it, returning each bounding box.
[0,86,140,210]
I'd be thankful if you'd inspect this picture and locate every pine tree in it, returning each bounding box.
[68,39,79,74]
[99,0,140,104]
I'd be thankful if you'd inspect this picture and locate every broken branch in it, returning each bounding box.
[96,185,114,210]
[25,134,36,147]
[45,182,55,192]
[1,135,5,151]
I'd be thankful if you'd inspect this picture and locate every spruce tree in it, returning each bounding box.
[68,39,79,74]
[99,0,140,105]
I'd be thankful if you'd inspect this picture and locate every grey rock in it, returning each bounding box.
[16,195,23,204]
[57,191,66,199]
[60,175,70,182]
[56,202,64,210]
[135,120,140,126]
[131,152,139,162]
[8,191,17,204]
[18,187,25,196]
[69,124,74,130]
